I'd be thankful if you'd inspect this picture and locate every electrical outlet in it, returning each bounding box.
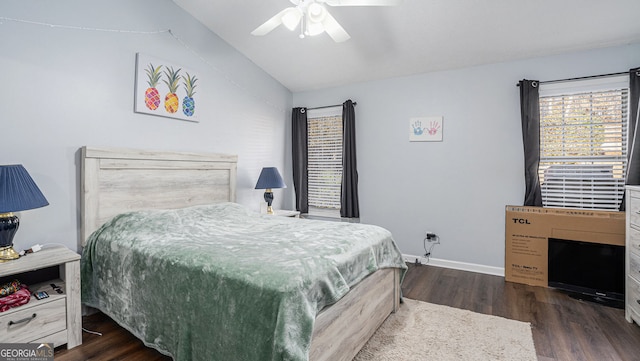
[425,232,437,240]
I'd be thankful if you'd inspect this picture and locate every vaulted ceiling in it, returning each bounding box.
[173,0,640,92]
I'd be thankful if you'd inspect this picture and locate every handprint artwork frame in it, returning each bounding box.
[409,116,443,142]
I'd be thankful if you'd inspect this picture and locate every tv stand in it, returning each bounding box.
[567,292,624,309]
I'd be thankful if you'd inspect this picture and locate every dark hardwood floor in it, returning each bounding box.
[55,264,640,360]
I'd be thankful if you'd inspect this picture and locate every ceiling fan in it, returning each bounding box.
[251,0,402,43]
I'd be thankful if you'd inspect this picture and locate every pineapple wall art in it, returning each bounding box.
[134,53,200,122]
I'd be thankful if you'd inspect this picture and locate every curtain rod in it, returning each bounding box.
[306,102,357,111]
[516,71,630,87]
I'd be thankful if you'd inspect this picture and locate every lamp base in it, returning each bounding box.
[0,245,20,262]
[264,189,274,215]
[0,213,20,262]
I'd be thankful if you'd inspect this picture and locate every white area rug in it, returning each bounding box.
[354,298,537,361]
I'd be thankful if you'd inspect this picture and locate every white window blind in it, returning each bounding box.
[538,75,629,210]
[307,107,343,217]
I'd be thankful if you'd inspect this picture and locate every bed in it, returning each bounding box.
[79,146,406,361]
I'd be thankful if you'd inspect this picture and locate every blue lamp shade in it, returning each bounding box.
[255,167,287,190]
[0,165,49,213]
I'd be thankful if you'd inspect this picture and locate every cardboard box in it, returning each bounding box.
[505,206,625,287]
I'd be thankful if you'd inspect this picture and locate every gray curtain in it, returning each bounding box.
[621,68,640,210]
[519,79,543,206]
[341,100,360,218]
[292,107,309,213]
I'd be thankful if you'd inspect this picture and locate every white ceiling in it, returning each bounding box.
[173,0,640,92]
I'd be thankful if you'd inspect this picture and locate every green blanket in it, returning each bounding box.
[81,202,406,360]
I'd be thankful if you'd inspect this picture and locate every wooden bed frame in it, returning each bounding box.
[80,146,400,361]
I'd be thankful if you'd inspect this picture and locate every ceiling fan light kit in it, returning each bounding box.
[281,8,303,30]
[252,0,401,42]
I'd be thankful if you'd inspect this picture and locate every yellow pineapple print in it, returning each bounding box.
[163,66,181,113]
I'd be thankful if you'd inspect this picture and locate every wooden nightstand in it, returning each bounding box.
[273,210,301,218]
[627,186,640,325]
[0,245,81,349]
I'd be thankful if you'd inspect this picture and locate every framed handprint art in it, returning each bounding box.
[409,116,443,142]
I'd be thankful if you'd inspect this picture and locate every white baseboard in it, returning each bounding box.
[403,254,505,277]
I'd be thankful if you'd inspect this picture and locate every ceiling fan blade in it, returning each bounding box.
[322,0,402,6]
[251,8,291,36]
[322,11,350,42]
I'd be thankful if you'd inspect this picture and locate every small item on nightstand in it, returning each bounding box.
[0,279,22,297]
[0,285,31,312]
[50,283,63,294]
[34,291,49,300]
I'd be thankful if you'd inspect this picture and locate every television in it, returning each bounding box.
[547,237,625,308]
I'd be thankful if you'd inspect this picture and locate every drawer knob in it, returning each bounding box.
[8,313,36,326]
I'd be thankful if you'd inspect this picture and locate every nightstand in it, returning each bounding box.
[0,245,81,349]
[627,186,640,325]
[273,210,301,218]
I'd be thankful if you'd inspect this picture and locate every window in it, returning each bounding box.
[307,107,342,218]
[538,76,629,210]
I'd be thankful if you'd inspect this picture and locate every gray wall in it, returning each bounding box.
[1,1,292,253]
[292,43,640,272]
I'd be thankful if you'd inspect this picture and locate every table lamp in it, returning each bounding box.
[0,165,49,262]
[255,167,286,215]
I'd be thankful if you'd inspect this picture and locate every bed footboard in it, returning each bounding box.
[309,268,400,361]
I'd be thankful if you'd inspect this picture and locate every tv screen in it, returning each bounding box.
[547,237,624,308]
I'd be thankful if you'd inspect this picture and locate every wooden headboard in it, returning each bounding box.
[81,146,238,246]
